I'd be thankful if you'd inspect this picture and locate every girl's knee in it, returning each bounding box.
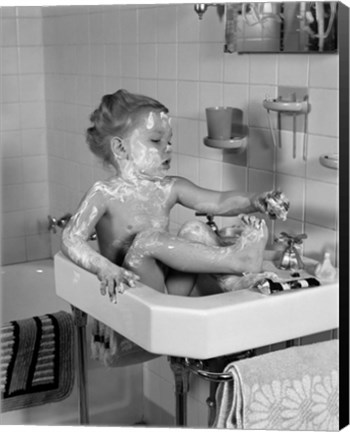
[178,220,218,245]
[124,229,163,269]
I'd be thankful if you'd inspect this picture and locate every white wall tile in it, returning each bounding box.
[1,237,27,265]
[2,103,21,131]
[199,158,222,190]
[177,81,199,119]
[177,4,199,42]
[199,5,225,43]
[75,45,90,76]
[20,102,46,129]
[120,8,138,44]
[19,46,44,74]
[2,211,26,238]
[89,11,105,45]
[157,80,177,116]
[22,155,48,183]
[24,208,49,236]
[2,158,23,185]
[199,43,224,82]
[105,44,121,77]
[19,75,45,102]
[223,83,249,119]
[2,184,24,212]
[89,44,105,76]
[26,233,52,261]
[138,44,157,79]
[222,162,246,191]
[303,223,337,262]
[178,44,199,81]
[2,131,22,158]
[22,182,49,210]
[156,5,177,43]
[308,88,338,137]
[250,55,278,85]
[138,7,156,44]
[223,52,250,84]
[2,47,19,74]
[177,118,199,157]
[278,54,309,87]
[138,79,157,99]
[248,127,274,172]
[157,44,177,80]
[121,44,138,78]
[18,18,43,46]
[18,7,42,18]
[248,168,274,193]
[309,55,339,89]
[1,76,20,103]
[305,179,338,229]
[1,18,18,46]
[177,154,199,185]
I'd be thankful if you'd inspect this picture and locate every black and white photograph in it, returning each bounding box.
[1,1,348,429]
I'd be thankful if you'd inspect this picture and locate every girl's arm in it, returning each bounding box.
[61,181,138,302]
[173,176,289,219]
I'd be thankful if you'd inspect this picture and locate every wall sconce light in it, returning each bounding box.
[194,3,209,20]
[194,3,226,20]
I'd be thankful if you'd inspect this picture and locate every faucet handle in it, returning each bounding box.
[48,215,57,233]
[276,232,307,245]
[57,213,72,228]
[195,212,219,233]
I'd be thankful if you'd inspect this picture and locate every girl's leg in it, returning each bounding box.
[124,216,268,294]
[165,220,222,296]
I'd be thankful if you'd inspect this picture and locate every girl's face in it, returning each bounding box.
[123,110,173,179]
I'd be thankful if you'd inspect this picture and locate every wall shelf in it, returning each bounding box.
[203,124,248,151]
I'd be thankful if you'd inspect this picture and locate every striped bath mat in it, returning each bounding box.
[1,311,75,412]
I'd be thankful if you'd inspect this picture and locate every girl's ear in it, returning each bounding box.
[111,136,127,160]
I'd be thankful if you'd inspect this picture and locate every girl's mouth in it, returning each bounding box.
[162,158,171,168]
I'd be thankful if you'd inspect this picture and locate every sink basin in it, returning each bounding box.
[54,251,338,360]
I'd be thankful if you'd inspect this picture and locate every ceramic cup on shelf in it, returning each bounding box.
[205,106,234,140]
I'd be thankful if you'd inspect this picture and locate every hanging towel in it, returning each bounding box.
[91,318,159,368]
[1,311,75,413]
[213,340,339,430]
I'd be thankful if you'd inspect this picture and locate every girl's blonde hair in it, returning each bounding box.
[86,89,168,164]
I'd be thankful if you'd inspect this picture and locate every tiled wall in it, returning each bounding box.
[1,7,50,265]
[2,3,339,427]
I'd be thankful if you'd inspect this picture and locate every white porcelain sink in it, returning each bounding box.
[54,251,338,360]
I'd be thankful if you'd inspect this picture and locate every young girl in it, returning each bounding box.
[61,89,289,303]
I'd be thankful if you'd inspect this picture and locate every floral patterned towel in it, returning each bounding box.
[213,340,338,430]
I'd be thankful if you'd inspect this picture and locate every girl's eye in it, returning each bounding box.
[151,139,160,143]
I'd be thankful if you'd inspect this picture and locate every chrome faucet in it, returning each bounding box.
[195,212,219,234]
[275,232,307,271]
[48,213,96,240]
[48,213,72,233]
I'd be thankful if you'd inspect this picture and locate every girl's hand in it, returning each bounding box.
[97,262,140,303]
[253,190,290,221]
